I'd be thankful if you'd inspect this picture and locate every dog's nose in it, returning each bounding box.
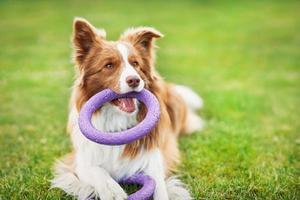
[126,75,140,88]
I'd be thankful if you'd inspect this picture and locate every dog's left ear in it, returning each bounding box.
[120,27,163,57]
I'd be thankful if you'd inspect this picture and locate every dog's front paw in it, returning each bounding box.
[96,179,127,200]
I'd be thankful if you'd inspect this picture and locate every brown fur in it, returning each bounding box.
[69,18,191,174]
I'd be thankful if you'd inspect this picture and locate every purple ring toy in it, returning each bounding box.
[78,88,160,200]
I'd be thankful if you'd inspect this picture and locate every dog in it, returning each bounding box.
[51,17,204,200]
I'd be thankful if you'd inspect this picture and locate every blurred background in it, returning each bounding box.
[0,0,299,199]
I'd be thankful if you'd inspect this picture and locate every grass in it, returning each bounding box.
[0,0,299,199]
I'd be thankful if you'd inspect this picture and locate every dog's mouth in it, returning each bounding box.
[111,98,136,113]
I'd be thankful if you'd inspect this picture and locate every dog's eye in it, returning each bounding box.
[104,63,114,69]
[132,61,139,67]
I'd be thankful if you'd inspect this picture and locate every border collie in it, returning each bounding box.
[51,17,203,200]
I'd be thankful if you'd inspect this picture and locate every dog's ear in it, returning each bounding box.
[120,27,163,58]
[72,17,106,65]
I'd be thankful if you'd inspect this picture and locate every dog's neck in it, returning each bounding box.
[92,103,138,133]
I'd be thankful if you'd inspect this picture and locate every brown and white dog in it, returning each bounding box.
[51,17,203,200]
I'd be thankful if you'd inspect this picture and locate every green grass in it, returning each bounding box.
[0,0,299,199]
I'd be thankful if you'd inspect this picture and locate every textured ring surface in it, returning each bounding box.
[78,89,160,145]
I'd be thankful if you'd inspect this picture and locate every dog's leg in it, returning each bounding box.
[144,149,169,200]
[76,164,127,200]
[51,157,95,200]
[166,176,193,200]
[143,150,193,200]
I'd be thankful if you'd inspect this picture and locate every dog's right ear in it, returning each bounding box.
[72,17,105,65]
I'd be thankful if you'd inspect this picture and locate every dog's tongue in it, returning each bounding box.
[112,98,136,113]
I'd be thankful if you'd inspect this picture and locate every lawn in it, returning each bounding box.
[0,0,299,199]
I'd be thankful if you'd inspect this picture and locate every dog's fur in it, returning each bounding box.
[51,17,203,200]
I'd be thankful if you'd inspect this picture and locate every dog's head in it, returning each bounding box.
[73,18,163,113]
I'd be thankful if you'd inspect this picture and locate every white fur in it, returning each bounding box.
[185,111,204,133]
[117,43,145,93]
[166,176,193,200]
[52,102,190,199]
[174,85,203,111]
[174,85,204,133]
[96,28,106,38]
[143,149,169,199]
[51,160,95,200]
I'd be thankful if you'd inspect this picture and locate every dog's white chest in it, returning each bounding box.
[71,103,152,180]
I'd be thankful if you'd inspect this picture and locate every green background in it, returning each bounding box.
[0,0,299,199]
